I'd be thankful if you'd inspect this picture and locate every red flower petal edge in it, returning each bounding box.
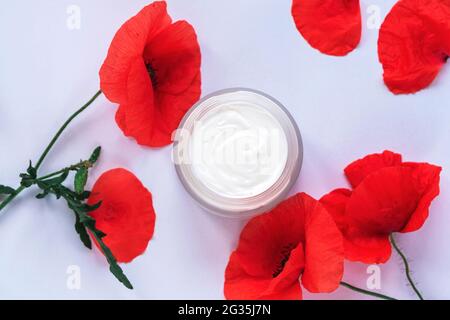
[100,1,201,147]
[378,0,450,94]
[400,162,441,233]
[321,151,441,264]
[320,189,392,264]
[224,193,343,300]
[344,150,403,188]
[292,0,362,56]
[88,168,156,263]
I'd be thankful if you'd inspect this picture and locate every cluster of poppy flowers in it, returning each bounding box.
[3,1,201,287]
[85,2,202,264]
[62,0,445,293]
[224,151,441,299]
[99,0,450,152]
[292,0,450,94]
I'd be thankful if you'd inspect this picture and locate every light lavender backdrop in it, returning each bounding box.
[0,0,449,299]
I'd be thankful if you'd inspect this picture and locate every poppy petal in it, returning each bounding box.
[224,248,304,300]
[319,188,352,232]
[344,234,392,264]
[323,153,441,264]
[259,244,305,300]
[115,62,201,148]
[344,151,403,188]
[342,167,418,263]
[291,0,362,56]
[224,194,304,299]
[320,188,391,263]
[115,104,128,133]
[150,72,202,147]
[346,167,422,235]
[400,162,441,232]
[100,1,172,103]
[224,193,344,299]
[114,58,155,146]
[88,168,156,263]
[231,194,305,278]
[342,162,440,264]
[224,253,273,300]
[145,20,201,95]
[100,1,201,148]
[302,195,344,293]
[378,0,450,94]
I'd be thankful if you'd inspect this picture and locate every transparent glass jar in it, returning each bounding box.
[173,88,303,219]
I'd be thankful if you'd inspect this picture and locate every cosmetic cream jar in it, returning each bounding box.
[173,88,303,218]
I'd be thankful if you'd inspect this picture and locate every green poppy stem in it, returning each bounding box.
[35,90,102,171]
[0,186,26,212]
[36,161,89,181]
[390,234,424,300]
[0,90,102,215]
[340,281,397,300]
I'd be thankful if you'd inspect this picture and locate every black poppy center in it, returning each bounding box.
[272,243,296,278]
[146,62,158,88]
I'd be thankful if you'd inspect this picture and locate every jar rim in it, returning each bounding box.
[173,88,303,219]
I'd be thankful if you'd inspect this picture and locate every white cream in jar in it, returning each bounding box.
[173,89,302,218]
[189,104,288,198]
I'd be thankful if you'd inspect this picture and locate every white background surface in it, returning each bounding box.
[1,0,450,299]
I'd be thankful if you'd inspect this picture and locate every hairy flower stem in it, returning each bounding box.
[0,90,102,215]
[0,186,26,212]
[37,161,91,181]
[35,90,102,171]
[340,281,397,300]
[390,234,424,300]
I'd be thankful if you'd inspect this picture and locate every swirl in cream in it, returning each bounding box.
[189,103,288,198]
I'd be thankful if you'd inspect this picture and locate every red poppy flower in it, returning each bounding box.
[320,151,441,264]
[378,0,450,94]
[100,1,201,147]
[88,168,156,263]
[224,193,344,300]
[291,0,362,56]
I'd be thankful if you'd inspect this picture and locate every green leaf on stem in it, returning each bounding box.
[41,170,69,187]
[74,213,92,249]
[26,161,37,179]
[74,205,131,288]
[19,163,37,188]
[34,179,133,290]
[89,146,102,164]
[74,167,88,194]
[76,205,132,289]
[91,232,133,290]
[76,190,91,201]
[0,185,15,195]
[35,190,49,199]
[84,201,102,212]
[30,148,133,289]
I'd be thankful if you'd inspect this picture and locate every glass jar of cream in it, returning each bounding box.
[173,88,303,218]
